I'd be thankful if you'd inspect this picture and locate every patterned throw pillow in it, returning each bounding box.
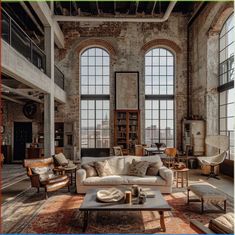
[31,166,55,182]
[128,159,149,177]
[82,162,98,177]
[94,160,113,177]
[54,153,69,166]
[146,162,162,176]
[31,166,53,175]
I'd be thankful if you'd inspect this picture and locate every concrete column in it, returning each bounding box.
[206,33,219,155]
[44,26,55,156]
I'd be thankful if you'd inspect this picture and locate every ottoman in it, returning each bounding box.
[187,184,227,214]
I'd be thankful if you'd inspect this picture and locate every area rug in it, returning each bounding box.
[3,189,233,234]
[2,164,27,189]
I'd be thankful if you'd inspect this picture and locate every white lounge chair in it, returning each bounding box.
[197,135,229,180]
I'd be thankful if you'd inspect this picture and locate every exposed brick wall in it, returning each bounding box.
[141,39,182,54]
[76,38,117,57]
[55,14,189,156]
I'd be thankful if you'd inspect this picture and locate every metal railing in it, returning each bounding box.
[54,65,65,90]
[1,9,65,90]
[2,9,46,73]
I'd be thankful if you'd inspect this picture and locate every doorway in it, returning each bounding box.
[13,122,32,162]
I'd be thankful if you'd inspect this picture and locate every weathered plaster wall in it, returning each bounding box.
[189,2,233,154]
[55,13,189,157]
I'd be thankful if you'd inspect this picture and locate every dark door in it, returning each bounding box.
[13,122,32,161]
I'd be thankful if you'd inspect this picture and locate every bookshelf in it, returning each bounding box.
[114,110,140,155]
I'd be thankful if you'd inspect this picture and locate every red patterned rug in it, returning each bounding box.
[7,189,231,234]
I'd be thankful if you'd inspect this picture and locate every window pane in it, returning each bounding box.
[145,48,175,145]
[219,14,234,159]
[145,57,152,65]
[80,48,110,148]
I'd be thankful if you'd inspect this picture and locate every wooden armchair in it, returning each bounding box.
[113,146,123,156]
[164,148,177,168]
[23,157,70,199]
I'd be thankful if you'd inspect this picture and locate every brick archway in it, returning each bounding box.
[209,6,233,35]
[76,38,116,57]
[141,39,182,54]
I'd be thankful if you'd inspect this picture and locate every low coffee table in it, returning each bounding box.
[79,188,171,232]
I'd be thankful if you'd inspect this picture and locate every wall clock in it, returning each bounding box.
[23,101,37,119]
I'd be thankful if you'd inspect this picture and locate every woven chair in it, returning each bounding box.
[113,146,123,156]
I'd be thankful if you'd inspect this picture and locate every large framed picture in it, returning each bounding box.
[115,72,139,110]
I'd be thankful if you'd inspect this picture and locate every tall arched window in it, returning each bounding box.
[80,48,110,154]
[219,14,234,160]
[145,48,175,147]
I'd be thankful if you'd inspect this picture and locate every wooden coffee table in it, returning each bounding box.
[79,188,171,232]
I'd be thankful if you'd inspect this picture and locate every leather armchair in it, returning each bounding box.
[24,157,70,199]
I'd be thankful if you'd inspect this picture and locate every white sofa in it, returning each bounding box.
[76,155,173,194]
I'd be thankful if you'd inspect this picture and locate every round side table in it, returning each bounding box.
[172,168,189,188]
[64,166,77,185]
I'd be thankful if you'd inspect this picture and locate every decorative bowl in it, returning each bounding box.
[97,188,124,203]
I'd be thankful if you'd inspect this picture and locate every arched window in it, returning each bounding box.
[80,48,110,153]
[145,48,175,147]
[219,14,234,160]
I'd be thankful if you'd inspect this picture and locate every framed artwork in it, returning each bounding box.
[115,72,139,110]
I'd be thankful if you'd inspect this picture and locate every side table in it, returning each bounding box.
[64,166,77,186]
[172,168,189,188]
[54,167,65,175]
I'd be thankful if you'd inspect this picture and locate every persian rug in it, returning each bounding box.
[3,188,234,234]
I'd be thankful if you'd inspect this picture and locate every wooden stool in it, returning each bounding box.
[172,168,189,188]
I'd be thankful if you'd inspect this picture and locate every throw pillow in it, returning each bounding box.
[31,166,53,175]
[128,159,149,177]
[146,162,162,176]
[94,160,113,177]
[31,166,55,182]
[82,162,98,177]
[54,153,68,166]
[39,173,56,182]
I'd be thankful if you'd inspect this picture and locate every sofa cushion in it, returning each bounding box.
[122,175,167,186]
[209,212,234,234]
[146,162,162,176]
[128,159,149,177]
[94,160,113,177]
[123,155,162,174]
[81,155,164,176]
[54,153,69,166]
[106,157,125,175]
[82,162,98,177]
[83,175,126,185]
